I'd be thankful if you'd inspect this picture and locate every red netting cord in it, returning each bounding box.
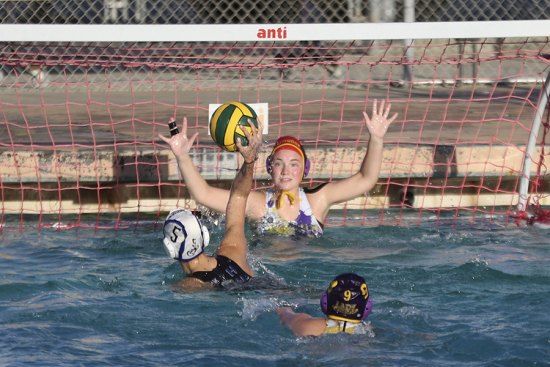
[527,95,550,224]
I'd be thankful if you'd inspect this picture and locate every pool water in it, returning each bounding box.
[1,219,549,366]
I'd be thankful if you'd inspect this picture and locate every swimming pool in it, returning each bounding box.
[1,218,549,366]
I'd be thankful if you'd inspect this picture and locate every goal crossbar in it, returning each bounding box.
[1,20,549,43]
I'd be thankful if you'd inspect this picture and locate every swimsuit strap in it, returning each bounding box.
[297,188,311,213]
[189,255,251,287]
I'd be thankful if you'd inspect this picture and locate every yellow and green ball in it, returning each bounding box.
[209,101,258,152]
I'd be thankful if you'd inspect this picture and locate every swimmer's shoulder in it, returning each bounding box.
[247,190,268,219]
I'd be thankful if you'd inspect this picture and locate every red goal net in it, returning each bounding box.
[0,23,549,230]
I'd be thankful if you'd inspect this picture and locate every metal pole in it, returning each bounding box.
[517,70,550,212]
[402,0,415,82]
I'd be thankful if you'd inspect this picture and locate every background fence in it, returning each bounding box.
[0,0,549,25]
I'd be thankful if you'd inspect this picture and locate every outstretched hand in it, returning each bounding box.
[158,117,198,156]
[363,99,398,140]
[236,118,263,164]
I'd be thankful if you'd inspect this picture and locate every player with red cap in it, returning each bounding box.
[159,99,397,239]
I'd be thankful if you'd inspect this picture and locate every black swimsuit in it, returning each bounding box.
[189,255,251,287]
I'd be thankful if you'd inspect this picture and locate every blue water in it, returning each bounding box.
[1,218,549,366]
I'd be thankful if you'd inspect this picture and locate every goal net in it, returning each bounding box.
[0,21,549,229]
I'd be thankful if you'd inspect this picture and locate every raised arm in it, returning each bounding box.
[216,120,263,268]
[314,99,398,218]
[224,128,259,234]
[158,117,232,213]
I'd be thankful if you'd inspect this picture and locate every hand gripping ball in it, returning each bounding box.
[209,101,258,152]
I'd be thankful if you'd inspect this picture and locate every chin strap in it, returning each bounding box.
[276,190,297,209]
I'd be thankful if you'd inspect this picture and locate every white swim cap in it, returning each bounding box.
[162,209,210,262]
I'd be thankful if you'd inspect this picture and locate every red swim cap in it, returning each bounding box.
[266,136,310,177]
[270,136,306,161]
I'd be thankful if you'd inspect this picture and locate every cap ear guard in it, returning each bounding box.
[162,209,210,262]
[320,289,329,313]
[200,222,210,249]
[363,297,374,319]
[303,157,311,177]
